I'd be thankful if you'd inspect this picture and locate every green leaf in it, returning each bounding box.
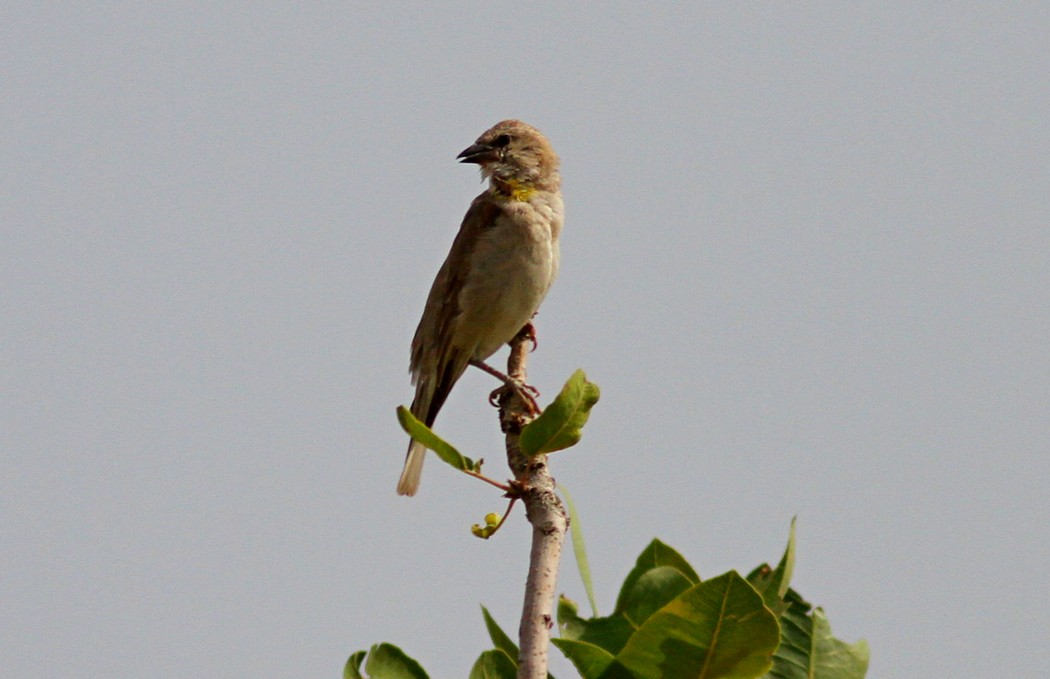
[557,594,583,638]
[557,595,636,655]
[559,483,599,616]
[396,406,478,472]
[615,571,780,679]
[519,369,600,457]
[480,607,518,665]
[550,638,617,679]
[619,566,695,627]
[469,650,518,679]
[344,643,428,679]
[747,518,797,618]
[762,602,869,679]
[615,539,700,615]
[555,540,701,664]
[809,609,869,678]
[344,651,367,679]
[772,518,796,600]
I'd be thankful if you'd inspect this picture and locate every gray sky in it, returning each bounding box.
[4,4,1048,678]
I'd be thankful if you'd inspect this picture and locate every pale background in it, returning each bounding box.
[4,4,1048,678]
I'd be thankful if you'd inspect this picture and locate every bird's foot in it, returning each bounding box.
[487,380,541,415]
[470,359,541,415]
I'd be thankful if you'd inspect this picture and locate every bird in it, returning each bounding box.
[397,120,564,496]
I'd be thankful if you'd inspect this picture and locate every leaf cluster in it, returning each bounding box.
[344,522,868,678]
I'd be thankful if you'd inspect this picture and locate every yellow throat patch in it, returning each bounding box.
[495,178,536,202]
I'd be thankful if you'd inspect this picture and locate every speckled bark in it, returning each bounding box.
[499,329,568,679]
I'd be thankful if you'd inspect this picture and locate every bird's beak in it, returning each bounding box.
[457,142,498,164]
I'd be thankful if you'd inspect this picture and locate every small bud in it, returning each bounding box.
[485,513,500,527]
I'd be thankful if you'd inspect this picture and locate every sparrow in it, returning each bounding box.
[397,120,564,496]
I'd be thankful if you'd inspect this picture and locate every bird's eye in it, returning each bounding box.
[493,134,511,147]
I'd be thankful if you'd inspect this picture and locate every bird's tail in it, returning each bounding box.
[396,439,426,496]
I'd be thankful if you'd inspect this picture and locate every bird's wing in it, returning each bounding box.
[410,194,505,426]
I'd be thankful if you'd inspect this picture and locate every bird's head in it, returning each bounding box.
[457,120,560,197]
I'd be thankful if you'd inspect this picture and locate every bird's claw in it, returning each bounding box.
[515,322,539,352]
[488,380,541,415]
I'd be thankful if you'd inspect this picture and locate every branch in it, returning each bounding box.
[499,328,568,679]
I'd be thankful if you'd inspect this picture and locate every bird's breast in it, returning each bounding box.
[456,196,562,360]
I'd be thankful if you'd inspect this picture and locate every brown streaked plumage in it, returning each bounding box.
[397,120,564,496]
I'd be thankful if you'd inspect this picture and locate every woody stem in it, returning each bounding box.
[497,330,567,679]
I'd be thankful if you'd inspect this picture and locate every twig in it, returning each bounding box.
[498,327,568,679]
[462,469,511,492]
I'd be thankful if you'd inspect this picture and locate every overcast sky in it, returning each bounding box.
[4,4,1048,678]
